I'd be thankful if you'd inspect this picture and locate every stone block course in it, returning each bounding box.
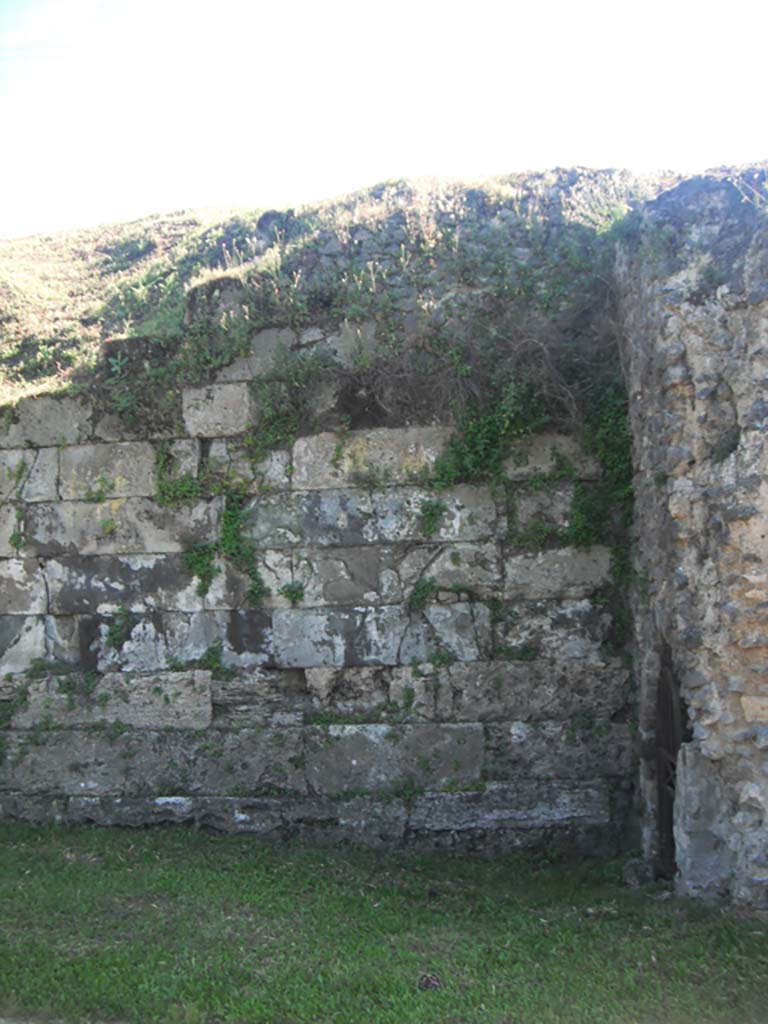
[0,447,58,502]
[23,497,223,556]
[304,722,484,795]
[59,442,157,499]
[244,485,498,549]
[503,547,612,599]
[0,417,630,856]
[0,558,49,614]
[503,432,601,480]
[182,383,254,437]
[13,671,213,731]
[0,396,91,449]
[291,427,451,489]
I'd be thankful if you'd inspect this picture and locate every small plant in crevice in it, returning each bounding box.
[430,380,549,489]
[8,506,24,552]
[279,581,305,607]
[194,641,235,681]
[219,488,270,606]
[182,542,220,597]
[417,497,447,537]
[498,642,539,662]
[428,644,457,668]
[409,577,438,612]
[84,475,112,502]
[155,445,203,507]
[105,605,135,650]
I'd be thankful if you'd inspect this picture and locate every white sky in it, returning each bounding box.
[1,0,765,238]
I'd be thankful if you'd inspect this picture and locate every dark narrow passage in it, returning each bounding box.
[655,642,691,878]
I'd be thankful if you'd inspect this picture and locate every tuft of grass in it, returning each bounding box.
[0,824,766,1024]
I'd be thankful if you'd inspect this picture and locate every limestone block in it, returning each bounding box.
[91,610,265,674]
[182,383,254,437]
[325,321,378,367]
[0,615,46,674]
[294,546,388,606]
[272,602,490,668]
[304,666,391,715]
[215,328,296,382]
[304,723,483,795]
[504,547,612,599]
[224,609,276,668]
[1,726,305,797]
[59,442,156,500]
[24,497,222,556]
[493,598,611,664]
[168,439,200,477]
[0,448,58,502]
[211,668,310,728]
[0,558,48,614]
[484,720,632,780]
[370,486,498,544]
[0,504,22,557]
[12,671,213,730]
[742,697,768,723]
[0,396,91,449]
[408,781,610,831]
[208,439,291,493]
[397,542,502,600]
[291,426,450,489]
[333,794,409,847]
[503,433,600,480]
[243,486,497,549]
[508,482,574,533]
[388,660,630,723]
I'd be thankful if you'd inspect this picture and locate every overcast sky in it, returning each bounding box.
[1,0,765,238]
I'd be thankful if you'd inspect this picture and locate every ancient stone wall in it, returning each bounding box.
[618,172,768,906]
[0,356,633,850]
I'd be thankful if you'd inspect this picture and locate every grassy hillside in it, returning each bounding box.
[0,169,665,420]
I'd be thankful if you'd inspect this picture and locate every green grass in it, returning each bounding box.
[1,825,765,1024]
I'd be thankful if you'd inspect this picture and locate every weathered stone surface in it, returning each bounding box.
[304,723,483,795]
[0,504,21,558]
[0,447,58,502]
[494,598,611,664]
[618,175,768,906]
[272,602,490,668]
[59,442,156,500]
[168,438,200,476]
[0,726,305,797]
[508,482,574,534]
[387,660,631,723]
[182,383,254,437]
[211,669,310,728]
[324,321,378,367]
[292,541,499,608]
[504,547,612,599]
[0,615,46,674]
[23,497,222,556]
[244,486,498,549]
[408,780,610,831]
[503,433,601,481]
[741,697,768,724]
[484,720,632,781]
[0,396,91,449]
[292,427,451,489]
[215,328,296,382]
[0,558,48,614]
[45,550,293,616]
[84,610,273,674]
[12,671,212,730]
[208,439,291,493]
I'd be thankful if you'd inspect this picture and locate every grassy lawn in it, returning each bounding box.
[0,824,765,1024]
